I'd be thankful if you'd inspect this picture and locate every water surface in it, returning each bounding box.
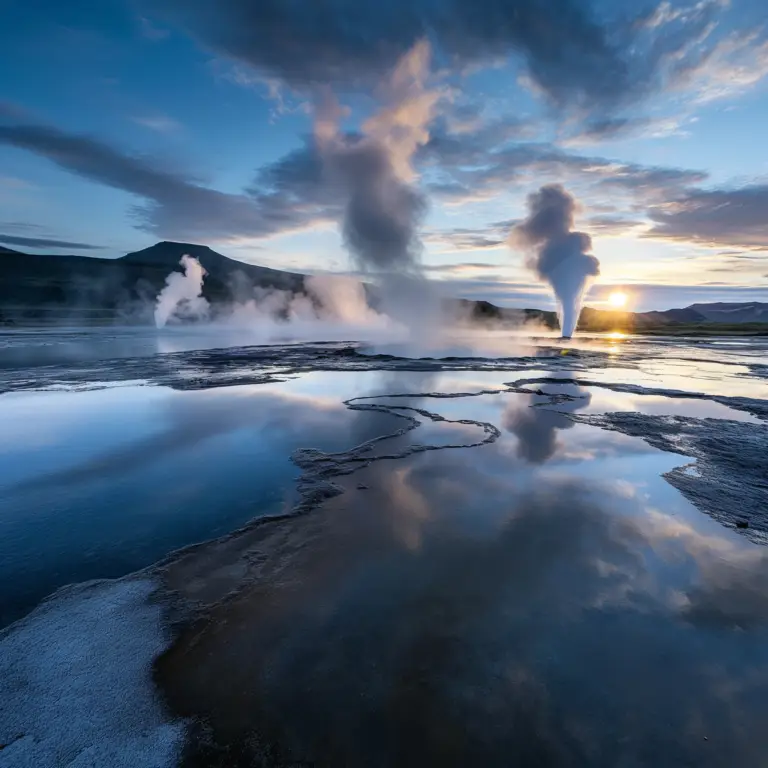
[1,329,766,766]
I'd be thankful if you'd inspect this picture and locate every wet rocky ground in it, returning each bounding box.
[1,332,767,767]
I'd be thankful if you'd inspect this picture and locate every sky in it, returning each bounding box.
[1,0,767,311]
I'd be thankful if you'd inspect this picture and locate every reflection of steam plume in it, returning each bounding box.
[154,255,209,328]
[511,185,599,338]
[504,382,592,464]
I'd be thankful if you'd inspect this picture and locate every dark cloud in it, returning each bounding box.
[573,116,639,141]
[152,0,753,120]
[647,184,768,248]
[153,0,632,109]
[421,115,537,168]
[425,218,521,252]
[421,262,499,274]
[587,215,644,235]
[0,112,339,242]
[432,278,551,307]
[567,113,690,143]
[424,135,708,204]
[0,234,101,251]
[426,228,505,252]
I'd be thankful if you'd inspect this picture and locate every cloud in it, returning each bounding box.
[152,0,638,110]
[152,0,765,125]
[565,113,692,144]
[425,228,507,252]
[588,215,646,236]
[138,15,170,41]
[0,175,33,190]
[424,134,708,205]
[668,30,768,105]
[421,262,500,274]
[0,101,716,258]
[131,115,182,133]
[647,184,768,248]
[0,108,340,243]
[431,277,551,306]
[0,234,102,251]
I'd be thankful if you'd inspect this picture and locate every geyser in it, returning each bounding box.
[510,184,600,338]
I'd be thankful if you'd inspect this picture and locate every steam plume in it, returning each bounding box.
[511,184,600,338]
[154,255,209,327]
[314,41,439,336]
[316,40,436,276]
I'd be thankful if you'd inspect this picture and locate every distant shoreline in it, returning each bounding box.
[2,320,768,337]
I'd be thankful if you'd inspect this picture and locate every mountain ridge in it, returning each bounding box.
[1,240,765,331]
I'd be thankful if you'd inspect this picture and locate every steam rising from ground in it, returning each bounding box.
[154,255,209,328]
[314,40,443,340]
[511,185,600,338]
[151,254,551,356]
[153,44,556,354]
[154,256,394,338]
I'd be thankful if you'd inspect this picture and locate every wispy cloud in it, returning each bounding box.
[131,115,182,133]
[646,184,768,249]
[0,106,341,243]
[153,0,638,112]
[0,175,33,189]
[421,261,502,274]
[0,234,101,250]
[138,16,170,41]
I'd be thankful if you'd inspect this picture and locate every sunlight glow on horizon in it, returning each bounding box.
[608,291,628,308]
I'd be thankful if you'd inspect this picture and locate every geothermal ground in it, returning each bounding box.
[1,329,767,767]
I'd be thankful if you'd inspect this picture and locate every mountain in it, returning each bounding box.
[689,302,768,323]
[122,242,304,292]
[0,241,765,333]
[0,241,305,324]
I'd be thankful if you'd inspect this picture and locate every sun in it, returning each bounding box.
[608,291,628,309]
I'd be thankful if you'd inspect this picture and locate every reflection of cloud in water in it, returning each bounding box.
[346,370,439,449]
[12,389,348,492]
[158,443,768,766]
[503,379,592,464]
[644,510,768,630]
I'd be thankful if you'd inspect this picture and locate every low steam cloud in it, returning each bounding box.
[153,255,392,338]
[510,185,600,338]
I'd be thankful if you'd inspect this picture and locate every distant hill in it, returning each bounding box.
[0,241,305,324]
[689,302,768,324]
[0,241,765,333]
[122,242,304,293]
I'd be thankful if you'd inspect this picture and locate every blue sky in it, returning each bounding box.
[1,0,767,311]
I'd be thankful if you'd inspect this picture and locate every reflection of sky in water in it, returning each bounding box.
[4,347,768,762]
[159,403,768,766]
[0,377,397,626]
[2,362,760,629]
